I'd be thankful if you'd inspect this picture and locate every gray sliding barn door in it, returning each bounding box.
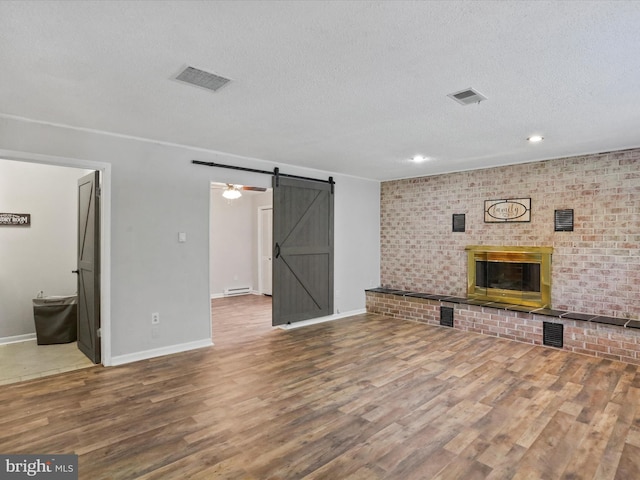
[272,176,334,326]
[77,171,101,364]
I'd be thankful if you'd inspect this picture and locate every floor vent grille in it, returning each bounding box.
[543,322,564,348]
[440,307,454,327]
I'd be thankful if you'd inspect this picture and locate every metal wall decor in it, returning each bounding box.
[484,198,531,223]
[452,213,466,232]
[554,209,574,232]
[0,213,30,226]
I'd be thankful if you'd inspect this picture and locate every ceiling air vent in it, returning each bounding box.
[447,88,487,106]
[175,66,231,92]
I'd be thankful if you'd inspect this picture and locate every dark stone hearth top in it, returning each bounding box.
[365,287,636,329]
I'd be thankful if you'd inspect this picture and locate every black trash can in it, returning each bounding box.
[33,295,78,345]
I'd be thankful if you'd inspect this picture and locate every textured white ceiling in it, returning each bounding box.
[1,0,639,180]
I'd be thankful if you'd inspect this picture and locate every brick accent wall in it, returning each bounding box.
[366,292,640,365]
[380,148,640,320]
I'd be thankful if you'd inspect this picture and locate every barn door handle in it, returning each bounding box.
[72,270,79,274]
[274,243,281,259]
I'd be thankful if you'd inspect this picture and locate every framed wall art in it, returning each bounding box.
[484,198,530,223]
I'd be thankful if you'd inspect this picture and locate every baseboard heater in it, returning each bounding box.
[224,287,251,297]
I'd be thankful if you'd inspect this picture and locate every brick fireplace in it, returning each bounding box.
[379,147,640,320]
[371,147,640,364]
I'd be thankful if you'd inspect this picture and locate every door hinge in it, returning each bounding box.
[96,186,101,198]
[97,327,102,338]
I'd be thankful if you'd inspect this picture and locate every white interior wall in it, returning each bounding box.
[0,159,92,340]
[333,175,381,312]
[0,115,380,363]
[210,188,254,296]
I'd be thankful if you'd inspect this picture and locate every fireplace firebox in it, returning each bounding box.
[465,245,552,308]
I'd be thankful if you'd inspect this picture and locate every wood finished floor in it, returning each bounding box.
[2,296,640,479]
[211,294,273,346]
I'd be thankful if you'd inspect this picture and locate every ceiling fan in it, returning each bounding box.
[212,183,267,199]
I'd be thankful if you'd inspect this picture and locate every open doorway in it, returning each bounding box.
[0,159,98,384]
[209,182,273,346]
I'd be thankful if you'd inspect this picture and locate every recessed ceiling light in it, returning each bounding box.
[411,155,429,163]
[527,135,544,143]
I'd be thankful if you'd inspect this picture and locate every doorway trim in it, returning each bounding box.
[0,148,112,366]
[257,205,273,295]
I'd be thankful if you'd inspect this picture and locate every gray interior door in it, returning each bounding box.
[272,176,334,326]
[77,171,101,363]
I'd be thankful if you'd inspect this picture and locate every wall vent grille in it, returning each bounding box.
[543,322,563,348]
[440,306,454,327]
[555,209,574,232]
[453,214,466,232]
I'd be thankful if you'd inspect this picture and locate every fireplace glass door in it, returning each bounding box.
[476,260,540,298]
[475,261,541,293]
[466,246,552,308]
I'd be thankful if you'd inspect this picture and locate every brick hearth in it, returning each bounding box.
[366,289,640,366]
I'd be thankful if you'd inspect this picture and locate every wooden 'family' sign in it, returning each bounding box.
[484,199,530,223]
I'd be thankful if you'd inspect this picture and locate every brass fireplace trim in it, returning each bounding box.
[465,245,552,308]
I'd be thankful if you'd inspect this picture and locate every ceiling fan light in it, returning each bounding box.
[222,188,242,199]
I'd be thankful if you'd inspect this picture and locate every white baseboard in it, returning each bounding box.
[0,333,37,345]
[278,309,367,330]
[109,307,363,364]
[110,338,213,366]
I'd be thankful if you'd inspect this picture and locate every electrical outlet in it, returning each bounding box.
[151,312,160,324]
